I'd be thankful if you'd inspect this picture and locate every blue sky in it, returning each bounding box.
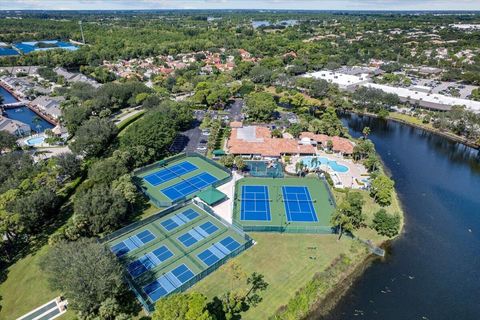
[1,0,480,11]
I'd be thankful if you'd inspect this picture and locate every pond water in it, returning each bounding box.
[319,113,480,319]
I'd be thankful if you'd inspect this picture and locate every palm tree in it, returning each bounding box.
[295,160,304,176]
[330,203,354,240]
[310,157,318,171]
[362,126,371,139]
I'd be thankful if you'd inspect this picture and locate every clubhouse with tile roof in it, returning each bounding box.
[227,122,355,158]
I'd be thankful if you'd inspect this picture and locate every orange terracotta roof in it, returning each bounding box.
[229,121,243,128]
[300,132,354,154]
[227,126,316,157]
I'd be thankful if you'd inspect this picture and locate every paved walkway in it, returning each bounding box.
[210,171,243,223]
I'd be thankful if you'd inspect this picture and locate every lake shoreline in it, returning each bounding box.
[300,129,407,319]
[346,110,480,150]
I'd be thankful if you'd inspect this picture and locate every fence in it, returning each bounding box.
[238,224,334,234]
[102,198,253,314]
[100,201,191,243]
[320,174,337,207]
[133,152,233,208]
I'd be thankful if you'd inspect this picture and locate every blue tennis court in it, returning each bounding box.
[197,236,241,266]
[177,222,219,247]
[161,172,218,201]
[127,245,174,278]
[240,185,271,221]
[110,230,156,257]
[160,208,200,232]
[143,161,198,186]
[143,264,195,302]
[282,186,318,222]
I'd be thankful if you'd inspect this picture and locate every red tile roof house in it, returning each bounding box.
[299,132,355,156]
[227,123,316,159]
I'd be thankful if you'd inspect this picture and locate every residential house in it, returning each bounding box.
[30,96,65,121]
[0,115,30,136]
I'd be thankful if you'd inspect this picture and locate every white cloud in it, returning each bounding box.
[0,0,479,10]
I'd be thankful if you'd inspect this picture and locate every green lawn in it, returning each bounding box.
[190,232,352,320]
[388,112,433,129]
[0,245,76,320]
[191,188,403,319]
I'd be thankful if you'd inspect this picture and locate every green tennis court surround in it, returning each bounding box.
[133,153,231,207]
[103,201,253,313]
[233,177,336,234]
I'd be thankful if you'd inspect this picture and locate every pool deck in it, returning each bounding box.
[286,151,369,189]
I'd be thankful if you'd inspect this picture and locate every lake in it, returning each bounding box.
[321,113,480,320]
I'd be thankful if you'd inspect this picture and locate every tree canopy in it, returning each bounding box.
[39,238,126,316]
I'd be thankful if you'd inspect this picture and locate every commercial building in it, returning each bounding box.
[365,83,480,113]
[302,70,371,91]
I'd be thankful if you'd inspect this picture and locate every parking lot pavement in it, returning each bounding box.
[169,118,209,155]
[412,79,478,99]
[227,99,244,121]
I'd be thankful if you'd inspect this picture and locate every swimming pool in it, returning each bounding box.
[26,136,46,146]
[300,156,349,173]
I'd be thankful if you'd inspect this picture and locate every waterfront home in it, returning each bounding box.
[0,115,30,136]
[30,96,64,121]
[0,76,34,98]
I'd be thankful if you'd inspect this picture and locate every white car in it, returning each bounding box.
[196,146,207,151]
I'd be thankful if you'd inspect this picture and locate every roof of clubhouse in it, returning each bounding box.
[227,122,354,157]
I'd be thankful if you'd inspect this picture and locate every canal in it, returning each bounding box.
[321,114,480,320]
[1,86,53,132]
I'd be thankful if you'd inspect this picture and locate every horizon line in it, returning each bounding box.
[1,9,480,12]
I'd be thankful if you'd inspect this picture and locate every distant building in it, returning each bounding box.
[450,24,480,31]
[365,83,480,113]
[0,115,30,136]
[303,70,371,91]
[54,67,101,88]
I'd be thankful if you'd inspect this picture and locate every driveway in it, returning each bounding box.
[227,99,244,121]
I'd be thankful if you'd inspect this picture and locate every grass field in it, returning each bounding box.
[0,245,76,320]
[233,176,335,232]
[388,112,433,129]
[190,232,353,319]
[191,188,403,319]
[135,155,230,206]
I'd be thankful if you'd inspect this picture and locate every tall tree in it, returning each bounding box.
[73,184,128,235]
[39,238,126,316]
[70,117,117,158]
[244,92,277,122]
[370,174,395,206]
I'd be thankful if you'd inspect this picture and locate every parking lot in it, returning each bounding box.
[169,99,244,155]
[410,78,478,99]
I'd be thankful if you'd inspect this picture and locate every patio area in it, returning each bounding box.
[285,151,370,189]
